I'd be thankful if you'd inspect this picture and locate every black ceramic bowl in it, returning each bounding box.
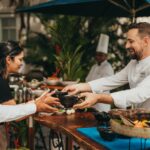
[53,91,68,98]
[52,90,78,108]
[60,95,78,108]
[93,111,111,126]
[97,127,116,141]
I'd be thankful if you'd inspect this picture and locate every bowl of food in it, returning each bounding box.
[97,127,116,141]
[60,95,78,108]
[52,90,79,108]
[27,79,41,89]
[46,77,62,85]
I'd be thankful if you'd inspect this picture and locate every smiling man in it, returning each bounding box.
[63,22,150,110]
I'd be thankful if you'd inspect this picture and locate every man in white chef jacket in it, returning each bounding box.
[63,22,150,109]
[86,34,114,112]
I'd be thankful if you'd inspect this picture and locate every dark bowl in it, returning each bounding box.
[97,127,116,141]
[52,91,68,98]
[52,90,78,108]
[93,111,111,126]
[60,95,78,108]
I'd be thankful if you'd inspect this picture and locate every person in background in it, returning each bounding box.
[63,22,150,110]
[0,41,60,149]
[85,34,114,112]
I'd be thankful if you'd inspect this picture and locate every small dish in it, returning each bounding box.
[27,79,41,88]
[60,95,78,108]
[52,90,78,108]
[46,80,61,85]
[62,81,78,86]
[55,109,66,115]
[32,89,46,97]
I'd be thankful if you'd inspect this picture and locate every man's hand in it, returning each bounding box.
[73,92,100,109]
[35,91,60,113]
[73,92,113,109]
[62,83,91,95]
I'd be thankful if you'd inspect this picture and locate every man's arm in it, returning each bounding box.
[88,62,130,93]
[74,74,150,109]
[73,92,113,109]
[63,83,92,95]
[63,61,132,95]
[111,75,150,108]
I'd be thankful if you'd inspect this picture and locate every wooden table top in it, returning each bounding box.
[34,112,107,150]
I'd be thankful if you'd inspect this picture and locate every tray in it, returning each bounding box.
[110,108,150,138]
[110,119,150,138]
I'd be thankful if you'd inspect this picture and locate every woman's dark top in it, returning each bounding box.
[0,75,13,103]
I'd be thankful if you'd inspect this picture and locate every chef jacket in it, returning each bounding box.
[89,56,150,109]
[86,60,114,112]
[0,102,36,123]
[86,60,114,82]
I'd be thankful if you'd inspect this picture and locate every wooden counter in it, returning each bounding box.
[34,112,107,150]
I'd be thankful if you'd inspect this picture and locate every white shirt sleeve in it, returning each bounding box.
[111,75,150,108]
[0,103,36,123]
[88,64,129,93]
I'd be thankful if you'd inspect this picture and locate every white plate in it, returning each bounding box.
[62,81,78,86]
[32,89,45,97]
[46,79,61,85]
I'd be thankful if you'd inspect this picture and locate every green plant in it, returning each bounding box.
[24,32,56,75]
[55,45,84,81]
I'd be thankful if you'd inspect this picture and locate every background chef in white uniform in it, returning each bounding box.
[85,34,114,112]
[63,22,150,110]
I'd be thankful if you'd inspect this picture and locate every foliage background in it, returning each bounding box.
[24,15,132,81]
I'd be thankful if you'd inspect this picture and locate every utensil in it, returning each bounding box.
[119,115,134,126]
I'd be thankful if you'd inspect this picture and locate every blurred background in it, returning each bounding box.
[0,0,150,149]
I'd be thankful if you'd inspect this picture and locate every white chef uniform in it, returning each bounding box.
[89,56,150,109]
[0,103,36,123]
[86,60,114,82]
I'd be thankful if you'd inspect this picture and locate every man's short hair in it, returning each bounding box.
[127,22,150,37]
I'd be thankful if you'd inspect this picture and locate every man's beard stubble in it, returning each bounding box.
[128,49,142,61]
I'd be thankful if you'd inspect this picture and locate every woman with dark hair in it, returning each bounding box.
[0,41,60,149]
[0,41,24,149]
[0,41,24,105]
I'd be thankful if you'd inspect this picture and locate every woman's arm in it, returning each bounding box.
[2,99,16,105]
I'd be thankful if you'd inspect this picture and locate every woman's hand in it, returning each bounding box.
[35,91,61,113]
